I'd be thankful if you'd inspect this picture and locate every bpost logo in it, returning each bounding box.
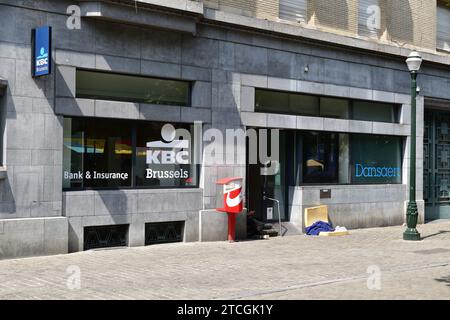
[225,181,243,209]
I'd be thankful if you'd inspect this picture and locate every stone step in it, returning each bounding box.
[260,229,279,237]
[262,223,273,230]
[270,222,303,236]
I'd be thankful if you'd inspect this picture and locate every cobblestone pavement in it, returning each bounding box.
[1,222,450,300]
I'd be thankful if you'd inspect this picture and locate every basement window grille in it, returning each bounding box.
[84,224,129,250]
[145,221,184,245]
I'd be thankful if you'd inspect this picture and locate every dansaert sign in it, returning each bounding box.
[32,26,52,77]
[355,163,401,178]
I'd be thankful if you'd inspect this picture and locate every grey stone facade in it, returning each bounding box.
[0,0,449,259]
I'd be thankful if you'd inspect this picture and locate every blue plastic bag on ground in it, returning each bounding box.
[305,221,334,236]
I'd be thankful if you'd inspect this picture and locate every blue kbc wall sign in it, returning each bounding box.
[32,26,52,77]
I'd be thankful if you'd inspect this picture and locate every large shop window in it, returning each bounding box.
[301,132,350,184]
[76,70,190,106]
[350,134,402,184]
[255,89,399,123]
[299,131,402,185]
[63,117,199,190]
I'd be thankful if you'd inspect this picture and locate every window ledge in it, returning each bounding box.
[292,184,406,190]
[80,1,199,34]
[0,167,7,180]
[437,48,450,55]
[133,0,203,15]
[204,8,450,66]
[62,188,202,195]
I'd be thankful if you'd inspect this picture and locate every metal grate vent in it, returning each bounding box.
[145,221,184,245]
[84,224,129,250]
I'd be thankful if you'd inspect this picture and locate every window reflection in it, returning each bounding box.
[302,132,339,183]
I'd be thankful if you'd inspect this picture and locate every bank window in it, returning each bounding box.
[63,117,198,190]
[135,122,198,188]
[255,89,399,123]
[76,70,190,106]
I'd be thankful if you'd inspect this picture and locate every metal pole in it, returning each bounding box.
[403,71,421,241]
[264,196,283,237]
[276,200,281,237]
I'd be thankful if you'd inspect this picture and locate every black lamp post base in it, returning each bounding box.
[404,201,421,241]
[403,228,421,241]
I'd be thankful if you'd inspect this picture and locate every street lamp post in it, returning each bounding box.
[403,51,423,241]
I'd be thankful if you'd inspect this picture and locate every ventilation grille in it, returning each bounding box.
[84,224,129,250]
[145,221,184,245]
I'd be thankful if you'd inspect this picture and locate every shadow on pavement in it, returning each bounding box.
[421,230,450,240]
[435,275,450,287]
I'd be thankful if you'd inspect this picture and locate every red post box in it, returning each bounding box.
[216,177,243,242]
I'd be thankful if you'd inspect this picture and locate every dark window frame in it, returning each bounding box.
[301,131,341,184]
[75,68,192,107]
[255,88,400,123]
[296,130,403,186]
[63,116,201,191]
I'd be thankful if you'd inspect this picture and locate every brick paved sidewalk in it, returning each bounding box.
[0,221,449,299]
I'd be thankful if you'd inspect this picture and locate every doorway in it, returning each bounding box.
[246,129,295,223]
[424,109,450,220]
